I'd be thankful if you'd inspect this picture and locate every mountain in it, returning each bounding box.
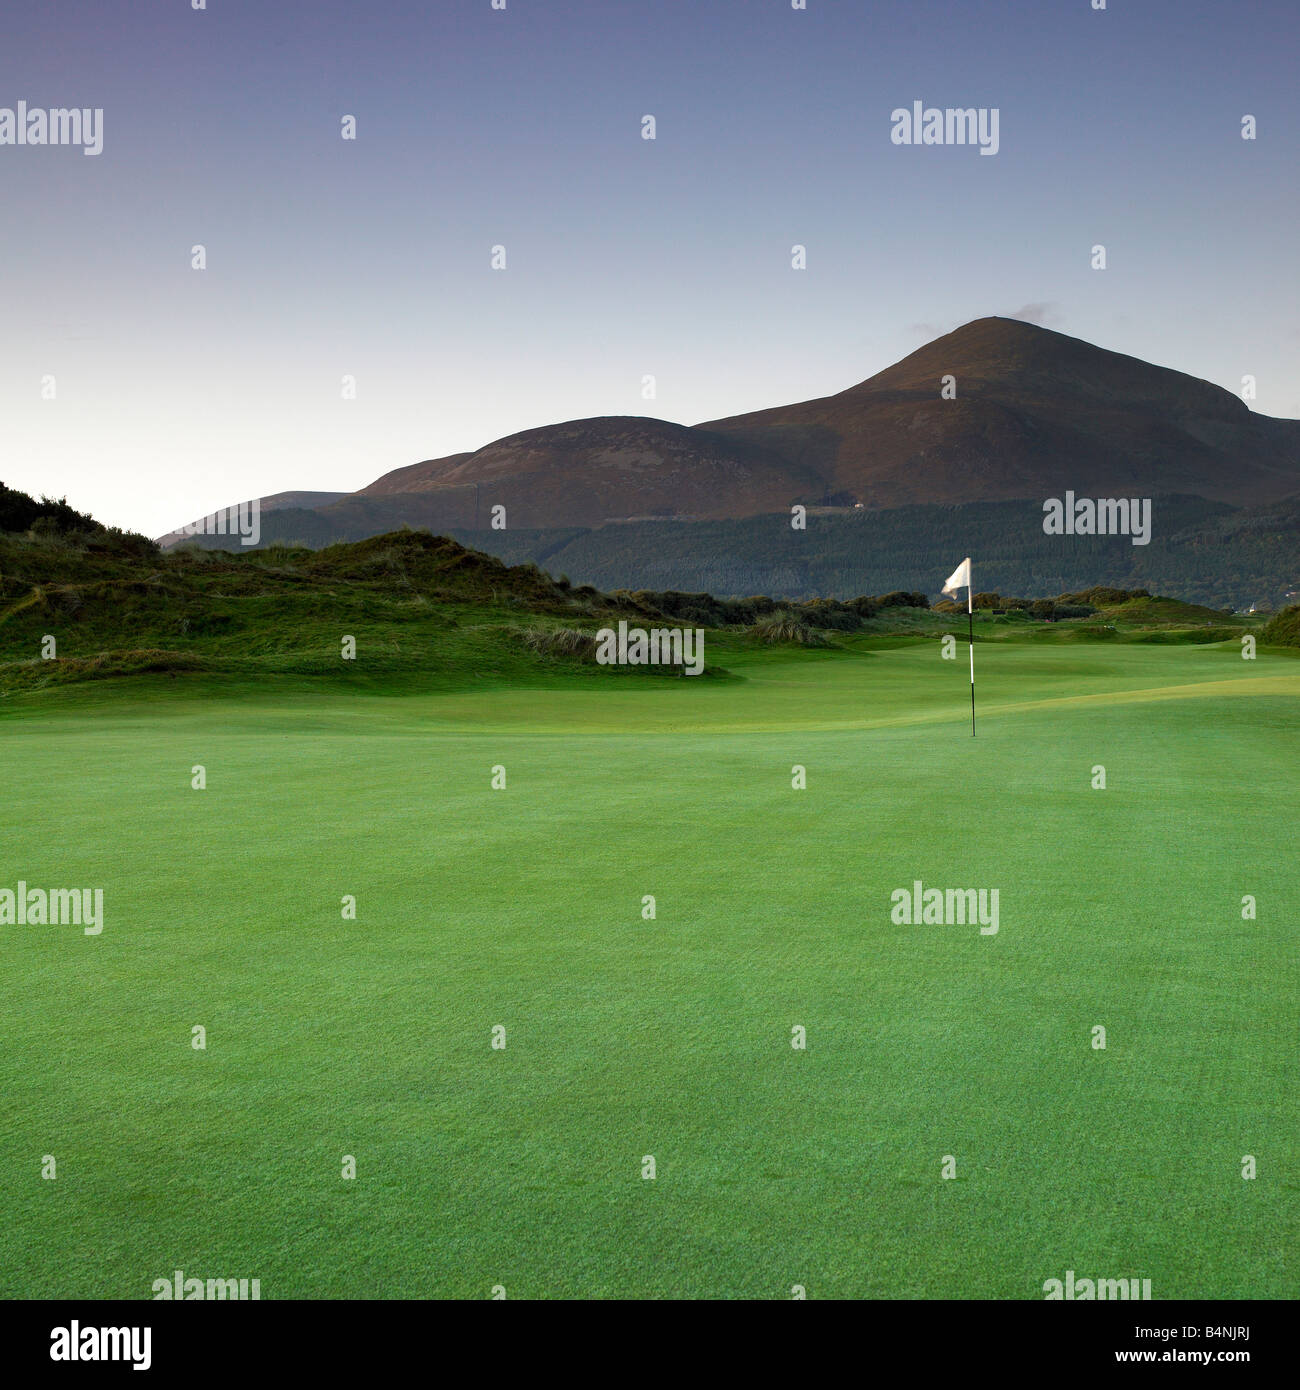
[345,318,1300,522]
[699,317,1300,509]
[156,318,1300,604]
[358,453,475,495]
[353,416,822,527]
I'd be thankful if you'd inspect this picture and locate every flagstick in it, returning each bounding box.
[942,558,976,737]
[968,584,975,737]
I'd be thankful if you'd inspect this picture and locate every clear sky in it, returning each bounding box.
[2,0,1297,537]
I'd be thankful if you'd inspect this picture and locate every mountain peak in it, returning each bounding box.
[694,319,1289,510]
[839,317,1250,425]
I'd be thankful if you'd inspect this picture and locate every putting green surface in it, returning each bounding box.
[2,637,1297,1299]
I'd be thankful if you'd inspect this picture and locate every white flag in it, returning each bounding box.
[942,557,971,596]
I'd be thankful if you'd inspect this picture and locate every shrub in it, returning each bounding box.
[1059,586,1149,606]
[1262,605,1300,648]
[0,481,101,536]
[796,598,861,631]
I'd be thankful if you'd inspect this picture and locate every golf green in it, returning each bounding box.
[2,637,1296,1298]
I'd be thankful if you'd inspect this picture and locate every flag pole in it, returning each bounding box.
[942,557,976,737]
[968,575,975,737]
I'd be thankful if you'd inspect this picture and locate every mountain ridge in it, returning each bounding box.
[159,317,1300,562]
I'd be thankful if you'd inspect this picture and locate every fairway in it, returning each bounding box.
[2,637,1297,1300]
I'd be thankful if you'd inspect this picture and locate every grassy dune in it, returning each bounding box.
[1,634,1295,1299]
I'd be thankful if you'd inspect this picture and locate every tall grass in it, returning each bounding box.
[749,611,832,646]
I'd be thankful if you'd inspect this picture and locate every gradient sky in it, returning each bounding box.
[2,0,1297,537]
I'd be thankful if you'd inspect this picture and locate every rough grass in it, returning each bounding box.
[0,648,206,692]
[0,526,1262,698]
[750,611,833,646]
[1092,594,1237,626]
[513,626,600,660]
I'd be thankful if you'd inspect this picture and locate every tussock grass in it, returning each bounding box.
[0,648,205,692]
[514,626,600,660]
[750,611,833,646]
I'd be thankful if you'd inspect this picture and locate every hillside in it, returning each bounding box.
[348,318,1300,520]
[155,488,351,548]
[427,494,1299,610]
[159,493,1300,611]
[351,416,823,528]
[157,319,1300,606]
[0,502,1250,699]
[0,528,628,697]
[701,317,1300,509]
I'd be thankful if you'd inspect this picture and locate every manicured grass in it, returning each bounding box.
[1,637,1296,1299]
